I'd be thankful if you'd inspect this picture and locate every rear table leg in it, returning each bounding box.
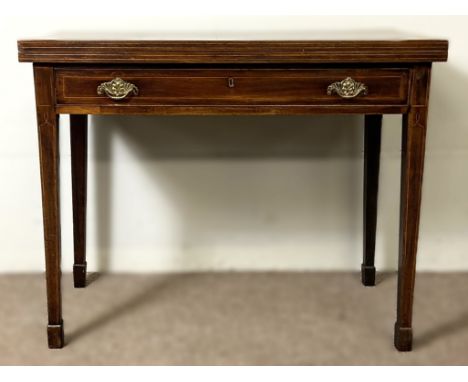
[70,114,88,288]
[362,114,382,286]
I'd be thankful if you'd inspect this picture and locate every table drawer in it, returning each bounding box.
[56,68,409,106]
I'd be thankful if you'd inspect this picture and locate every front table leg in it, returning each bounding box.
[34,65,64,348]
[394,65,431,351]
[394,107,428,351]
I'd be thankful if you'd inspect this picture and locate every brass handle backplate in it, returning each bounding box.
[97,77,139,100]
[327,77,368,99]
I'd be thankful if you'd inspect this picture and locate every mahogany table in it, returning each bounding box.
[17,39,449,351]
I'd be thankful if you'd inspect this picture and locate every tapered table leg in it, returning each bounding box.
[394,65,431,351]
[70,115,88,288]
[362,114,382,286]
[34,65,64,348]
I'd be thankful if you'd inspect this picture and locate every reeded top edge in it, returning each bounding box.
[18,39,449,64]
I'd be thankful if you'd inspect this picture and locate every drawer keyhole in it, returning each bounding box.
[227,77,235,88]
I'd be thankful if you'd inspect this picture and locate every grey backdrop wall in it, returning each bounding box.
[1,15,467,272]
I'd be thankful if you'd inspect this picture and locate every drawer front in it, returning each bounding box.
[56,68,409,106]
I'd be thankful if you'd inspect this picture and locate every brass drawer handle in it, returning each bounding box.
[97,77,139,100]
[327,77,368,99]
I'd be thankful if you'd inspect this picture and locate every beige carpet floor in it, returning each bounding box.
[1,272,468,365]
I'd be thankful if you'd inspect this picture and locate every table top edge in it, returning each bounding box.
[18,39,449,64]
